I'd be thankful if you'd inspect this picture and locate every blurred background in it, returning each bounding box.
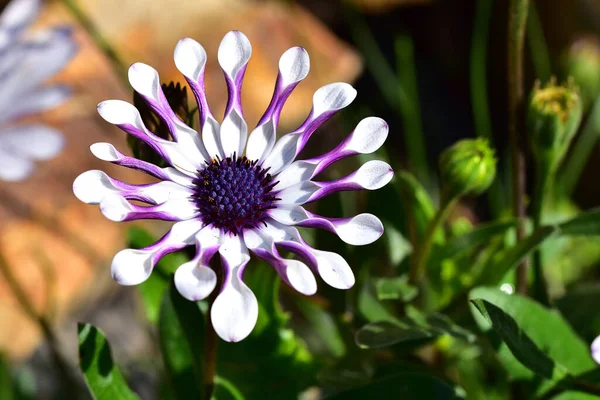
[1,0,600,398]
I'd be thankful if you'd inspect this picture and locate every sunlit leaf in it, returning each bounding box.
[77,323,139,400]
[558,208,600,236]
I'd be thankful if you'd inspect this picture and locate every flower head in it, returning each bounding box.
[73,31,393,342]
[0,0,77,181]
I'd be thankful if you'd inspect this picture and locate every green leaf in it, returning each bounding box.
[295,297,346,358]
[469,288,596,390]
[357,273,397,323]
[0,353,14,400]
[475,226,557,286]
[355,313,475,349]
[128,226,189,324]
[158,280,205,400]
[436,219,517,260]
[395,171,438,242]
[211,376,245,400]
[556,283,600,342]
[77,323,139,400]
[329,372,465,399]
[374,276,418,302]
[471,298,569,382]
[558,208,600,236]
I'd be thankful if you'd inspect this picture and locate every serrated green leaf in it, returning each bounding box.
[77,323,139,400]
[329,372,465,399]
[471,298,569,382]
[469,288,596,394]
[158,280,205,400]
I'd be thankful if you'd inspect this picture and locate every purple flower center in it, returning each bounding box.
[192,155,278,234]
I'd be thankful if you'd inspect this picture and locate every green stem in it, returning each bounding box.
[531,163,552,305]
[527,2,552,83]
[61,0,128,85]
[344,8,429,187]
[508,0,530,295]
[410,196,458,284]
[204,299,218,399]
[0,255,80,398]
[560,95,600,196]
[471,0,505,216]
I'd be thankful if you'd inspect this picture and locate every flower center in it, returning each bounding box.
[192,155,277,234]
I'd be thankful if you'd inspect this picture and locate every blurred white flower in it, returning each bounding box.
[592,335,600,364]
[0,0,77,181]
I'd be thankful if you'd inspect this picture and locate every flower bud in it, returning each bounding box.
[527,78,582,171]
[561,37,600,108]
[439,138,497,198]
[129,82,190,166]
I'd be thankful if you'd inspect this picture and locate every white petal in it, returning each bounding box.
[283,259,317,295]
[346,117,389,154]
[312,249,354,289]
[0,125,63,160]
[217,31,252,79]
[592,335,600,365]
[212,234,256,342]
[0,0,38,30]
[0,148,33,181]
[128,63,161,100]
[97,100,143,126]
[261,133,301,175]
[174,262,217,301]
[336,214,384,246]
[268,204,309,225]
[277,181,320,205]
[111,249,153,285]
[312,83,357,118]
[0,85,70,121]
[245,120,275,161]
[220,109,247,157]
[351,160,394,190]
[73,170,117,204]
[273,160,318,191]
[278,46,310,87]
[202,117,223,159]
[174,38,207,81]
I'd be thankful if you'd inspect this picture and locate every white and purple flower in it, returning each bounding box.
[73,31,393,342]
[593,335,600,364]
[0,0,77,182]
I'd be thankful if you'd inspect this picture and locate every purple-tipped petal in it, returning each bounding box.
[89,142,194,186]
[244,228,316,296]
[73,170,192,205]
[111,219,201,285]
[99,193,198,222]
[211,234,257,342]
[246,47,310,161]
[262,83,356,174]
[218,31,251,157]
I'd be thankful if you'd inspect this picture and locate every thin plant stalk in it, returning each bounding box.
[560,95,600,196]
[204,307,218,399]
[530,165,552,305]
[0,254,80,398]
[61,0,129,85]
[344,7,429,187]
[471,0,505,216]
[409,196,458,284]
[527,2,552,83]
[508,0,530,295]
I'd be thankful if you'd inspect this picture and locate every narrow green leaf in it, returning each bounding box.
[329,372,465,399]
[211,376,246,400]
[476,226,557,286]
[77,323,139,400]
[158,280,205,400]
[558,208,600,236]
[295,297,346,358]
[395,171,438,242]
[469,288,596,391]
[436,219,517,260]
[355,313,474,349]
[471,298,569,381]
[374,276,418,302]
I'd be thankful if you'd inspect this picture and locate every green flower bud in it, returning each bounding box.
[561,37,600,108]
[527,78,582,172]
[439,138,497,198]
[129,81,191,166]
